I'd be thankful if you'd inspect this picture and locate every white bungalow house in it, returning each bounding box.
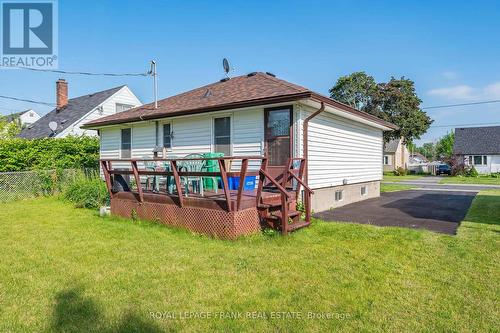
[454,126,500,174]
[1,109,41,127]
[19,79,141,139]
[83,72,397,212]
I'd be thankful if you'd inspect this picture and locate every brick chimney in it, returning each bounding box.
[56,79,68,111]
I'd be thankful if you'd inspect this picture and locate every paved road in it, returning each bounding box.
[384,176,500,191]
[315,189,477,235]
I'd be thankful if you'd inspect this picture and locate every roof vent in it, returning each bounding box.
[247,72,257,77]
[203,89,213,98]
[219,77,230,83]
[265,72,276,77]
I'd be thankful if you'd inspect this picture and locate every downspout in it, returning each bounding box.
[303,102,325,184]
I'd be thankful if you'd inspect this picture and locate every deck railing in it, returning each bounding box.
[100,156,313,232]
[101,156,269,212]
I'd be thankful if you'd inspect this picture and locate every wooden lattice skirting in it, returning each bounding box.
[110,197,262,239]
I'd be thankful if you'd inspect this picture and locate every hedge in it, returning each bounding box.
[0,137,100,172]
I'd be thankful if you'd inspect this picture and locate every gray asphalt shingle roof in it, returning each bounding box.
[453,126,500,155]
[384,139,400,153]
[18,86,124,139]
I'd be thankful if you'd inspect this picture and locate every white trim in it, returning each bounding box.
[299,99,394,131]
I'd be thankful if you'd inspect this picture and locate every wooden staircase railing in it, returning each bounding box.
[256,158,313,235]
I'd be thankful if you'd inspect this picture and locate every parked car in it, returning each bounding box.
[436,164,452,175]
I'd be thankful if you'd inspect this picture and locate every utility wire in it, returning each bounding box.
[0,95,55,107]
[430,121,500,128]
[422,99,500,109]
[1,66,150,77]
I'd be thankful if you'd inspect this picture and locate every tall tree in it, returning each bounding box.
[329,72,376,111]
[435,131,455,160]
[330,74,433,144]
[416,142,436,160]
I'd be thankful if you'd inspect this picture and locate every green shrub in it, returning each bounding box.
[467,166,479,178]
[0,136,99,172]
[63,172,109,209]
[393,167,407,176]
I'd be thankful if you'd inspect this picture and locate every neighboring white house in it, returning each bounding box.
[83,72,397,211]
[453,126,500,174]
[1,109,41,127]
[18,79,141,139]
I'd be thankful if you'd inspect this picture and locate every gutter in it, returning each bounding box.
[303,102,325,184]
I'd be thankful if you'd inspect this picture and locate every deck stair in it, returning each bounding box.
[255,158,313,235]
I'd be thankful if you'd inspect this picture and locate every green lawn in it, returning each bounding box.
[0,194,499,332]
[439,176,500,185]
[382,174,425,182]
[381,183,416,192]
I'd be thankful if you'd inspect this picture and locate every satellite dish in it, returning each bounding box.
[222,58,230,77]
[49,121,58,132]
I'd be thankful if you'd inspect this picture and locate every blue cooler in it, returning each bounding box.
[227,176,256,190]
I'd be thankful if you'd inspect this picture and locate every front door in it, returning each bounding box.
[264,106,293,184]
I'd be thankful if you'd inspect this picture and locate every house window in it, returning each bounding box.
[383,155,390,165]
[163,124,172,149]
[361,186,367,196]
[471,155,487,165]
[121,128,131,158]
[214,117,231,155]
[116,103,134,113]
[335,190,343,202]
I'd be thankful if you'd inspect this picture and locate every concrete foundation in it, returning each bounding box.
[311,180,380,212]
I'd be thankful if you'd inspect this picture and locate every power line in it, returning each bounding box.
[422,99,500,109]
[0,95,55,107]
[1,66,150,77]
[430,121,500,128]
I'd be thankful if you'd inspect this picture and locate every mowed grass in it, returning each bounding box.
[382,174,425,182]
[0,193,499,332]
[439,175,500,185]
[381,183,416,192]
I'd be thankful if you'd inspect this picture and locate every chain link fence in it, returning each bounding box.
[0,169,85,203]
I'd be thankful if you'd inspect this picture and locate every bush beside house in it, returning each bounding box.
[0,137,100,172]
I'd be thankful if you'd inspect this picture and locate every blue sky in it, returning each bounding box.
[1,0,499,144]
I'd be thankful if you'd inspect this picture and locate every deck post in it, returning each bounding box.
[281,192,288,235]
[101,160,114,199]
[170,160,184,207]
[236,158,249,211]
[218,159,232,212]
[256,158,268,206]
[131,160,144,203]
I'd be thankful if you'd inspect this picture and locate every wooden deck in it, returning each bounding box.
[101,156,313,239]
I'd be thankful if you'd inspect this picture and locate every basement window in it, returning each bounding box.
[361,186,367,196]
[335,190,343,202]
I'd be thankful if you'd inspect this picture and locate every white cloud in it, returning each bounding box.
[483,82,500,99]
[428,85,476,100]
[427,81,500,100]
[441,71,458,79]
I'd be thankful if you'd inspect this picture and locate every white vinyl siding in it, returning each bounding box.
[99,108,264,171]
[299,104,384,189]
[465,154,500,174]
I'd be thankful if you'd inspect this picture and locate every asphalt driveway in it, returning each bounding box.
[314,190,477,234]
